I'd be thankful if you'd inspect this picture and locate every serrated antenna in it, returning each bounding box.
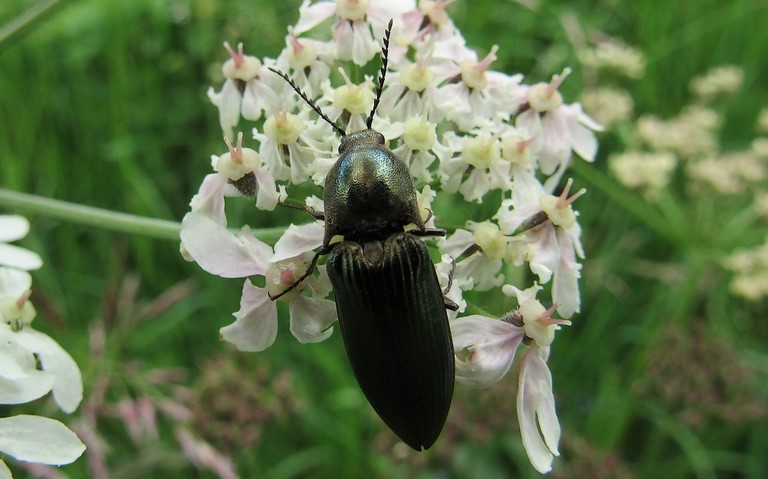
[269,67,347,137]
[366,19,393,130]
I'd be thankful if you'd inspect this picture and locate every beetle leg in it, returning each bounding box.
[409,227,445,238]
[441,256,460,311]
[278,200,325,221]
[268,243,332,301]
[443,297,460,312]
[442,256,456,295]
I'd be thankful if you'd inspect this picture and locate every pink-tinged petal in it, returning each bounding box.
[272,222,324,262]
[517,347,560,473]
[454,254,504,291]
[0,267,32,298]
[181,213,271,278]
[9,328,83,413]
[527,225,559,284]
[451,315,525,388]
[565,104,600,162]
[502,283,543,306]
[573,102,605,132]
[295,0,337,34]
[288,296,336,343]
[254,169,279,211]
[219,281,278,352]
[0,415,85,465]
[350,22,379,66]
[515,108,541,141]
[189,174,227,224]
[553,229,581,319]
[207,81,242,140]
[538,113,571,175]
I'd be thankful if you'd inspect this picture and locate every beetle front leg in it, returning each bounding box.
[278,200,325,221]
[268,243,332,301]
[409,227,446,238]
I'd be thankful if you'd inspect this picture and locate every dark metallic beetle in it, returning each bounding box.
[270,20,455,450]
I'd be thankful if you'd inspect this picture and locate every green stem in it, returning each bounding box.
[0,188,289,243]
[0,0,69,54]
[0,188,182,240]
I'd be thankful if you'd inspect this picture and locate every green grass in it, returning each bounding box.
[2,0,768,477]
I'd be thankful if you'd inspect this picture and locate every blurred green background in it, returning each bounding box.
[1,0,767,477]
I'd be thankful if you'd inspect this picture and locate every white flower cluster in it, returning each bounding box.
[0,215,85,478]
[182,0,601,472]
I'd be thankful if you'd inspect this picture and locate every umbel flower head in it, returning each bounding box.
[183,0,600,472]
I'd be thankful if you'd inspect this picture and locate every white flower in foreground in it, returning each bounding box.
[207,42,280,140]
[0,415,85,472]
[0,217,85,477]
[0,216,43,271]
[0,271,83,413]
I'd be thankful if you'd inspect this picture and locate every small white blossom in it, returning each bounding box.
[579,38,646,79]
[0,219,85,476]
[690,65,744,101]
[207,42,281,140]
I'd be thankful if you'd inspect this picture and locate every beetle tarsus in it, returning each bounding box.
[268,246,328,301]
[278,201,325,221]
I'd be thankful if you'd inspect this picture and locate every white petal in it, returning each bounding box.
[438,229,475,258]
[288,296,336,343]
[0,244,42,271]
[209,81,242,140]
[271,222,324,262]
[451,315,524,388]
[295,0,337,34]
[0,327,39,379]
[527,225,559,284]
[0,372,55,404]
[0,459,10,479]
[501,283,543,306]
[220,281,278,352]
[0,415,85,465]
[0,268,31,300]
[10,328,83,413]
[0,216,30,242]
[517,347,560,473]
[188,174,227,223]
[254,170,279,211]
[180,214,271,278]
[568,117,599,162]
[553,229,581,319]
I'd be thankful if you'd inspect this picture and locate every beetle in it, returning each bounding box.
[269,20,455,450]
